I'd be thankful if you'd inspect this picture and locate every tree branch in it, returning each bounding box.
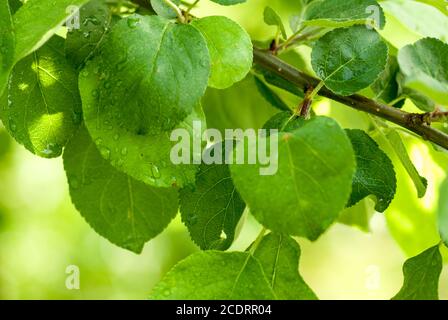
[253,47,448,150]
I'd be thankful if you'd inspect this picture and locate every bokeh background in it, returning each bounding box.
[1,0,447,299]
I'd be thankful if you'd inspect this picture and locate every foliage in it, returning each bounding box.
[0,0,447,300]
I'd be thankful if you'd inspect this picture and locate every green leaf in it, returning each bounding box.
[230,116,356,240]
[339,199,374,232]
[311,26,388,96]
[65,0,114,68]
[346,129,396,212]
[0,36,81,158]
[401,86,436,112]
[416,0,448,14]
[64,126,178,254]
[253,233,318,300]
[80,15,209,187]
[8,0,22,14]
[150,0,181,19]
[191,16,253,89]
[262,112,303,135]
[386,129,427,198]
[289,14,303,34]
[395,72,435,111]
[397,38,448,106]
[254,76,291,112]
[438,178,448,247]
[13,0,91,63]
[304,0,385,29]
[150,251,276,299]
[392,245,442,300]
[180,143,246,250]
[209,0,246,6]
[0,125,12,159]
[381,0,448,43]
[264,6,287,39]
[87,100,205,188]
[384,142,442,257]
[0,0,14,97]
[371,55,401,105]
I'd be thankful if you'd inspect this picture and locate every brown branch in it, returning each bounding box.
[408,108,448,126]
[253,47,448,150]
[298,85,314,119]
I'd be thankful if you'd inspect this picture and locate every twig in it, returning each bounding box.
[253,47,448,150]
[408,108,448,126]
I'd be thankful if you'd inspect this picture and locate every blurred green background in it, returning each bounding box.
[1,0,447,299]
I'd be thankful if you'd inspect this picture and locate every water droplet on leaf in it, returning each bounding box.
[100,146,111,159]
[41,143,61,157]
[8,119,17,132]
[127,17,140,29]
[150,164,161,179]
[70,177,80,189]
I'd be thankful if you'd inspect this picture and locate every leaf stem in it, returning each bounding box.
[163,0,186,23]
[307,80,325,101]
[368,115,427,198]
[298,84,319,118]
[186,0,200,14]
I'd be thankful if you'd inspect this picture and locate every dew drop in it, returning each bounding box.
[72,111,82,124]
[8,119,17,132]
[341,67,354,81]
[163,289,171,296]
[80,69,89,78]
[116,159,124,167]
[325,120,336,128]
[41,143,61,157]
[70,177,80,189]
[99,72,109,80]
[127,17,140,29]
[150,164,161,179]
[184,182,195,192]
[103,81,111,89]
[83,16,100,26]
[188,214,198,226]
[100,146,111,159]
